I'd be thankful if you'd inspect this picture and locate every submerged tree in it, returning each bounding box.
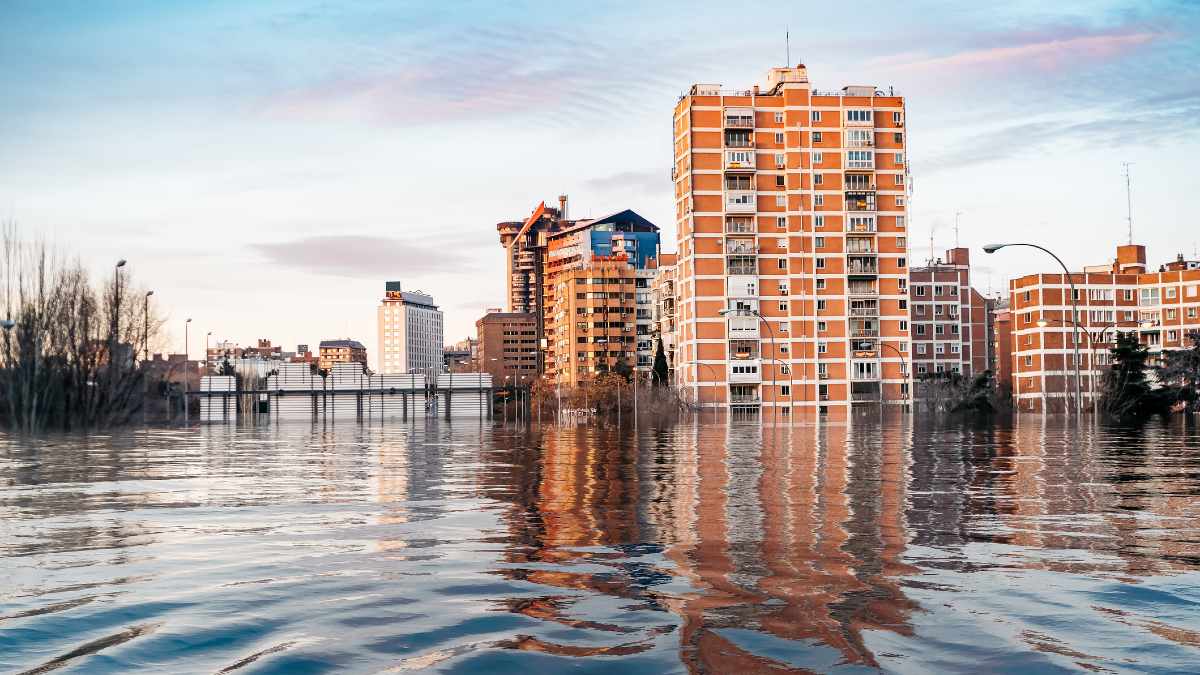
[1156,331,1200,412]
[1099,332,1167,421]
[0,225,163,432]
[651,338,669,386]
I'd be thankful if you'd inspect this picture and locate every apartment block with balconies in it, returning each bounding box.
[672,65,910,418]
[908,248,988,386]
[1009,244,1200,413]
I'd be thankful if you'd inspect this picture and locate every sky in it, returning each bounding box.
[2,0,1198,367]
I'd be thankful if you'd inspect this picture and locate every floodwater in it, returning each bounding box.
[2,417,1199,674]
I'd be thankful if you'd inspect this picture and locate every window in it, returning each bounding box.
[777,258,787,270]
[1168,308,1177,320]
[779,301,788,312]
[1188,308,1197,318]
[893,112,902,124]
[915,286,926,296]
[894,152,904,165]
[775,153,785,168]
[816,278,827,290]
[777,238,786,249]
[812,111,821,122]
[776,174,785,187]
[1188,286,1198,297]
[897,236,906,248]
[775,132,784,144]
[1124,289,1134,301]
[814,194,824,207]
[935,325,945,335]
[813,151,823,164]
[813,132,823,144]
[814,236,826,249]
[774,111,784,123]
[847,109,872,123]
[896,196,906,206]
[816,257,826,269]
[1024,355,1033,366]
[818,321,827,332]
[775,194,786,206]
[780,384,791,396]
[815,215,825,228]
[898,258,906,268]
[779,321,788,333]
[818,342,828,354]
[916,324,926,335]
[917,364,927,374]
[895,174,905,186]
[899,299,907,309]
[896,215,906,229]
[916,344,926,355]
[1167,287,1177,298]
[935,343,945,355]
[779,281,789,295]
[847,150,872,168]
[1168,330,1179,341]
[814,174,823,185]
[900,320,908,331]
[893,132,902,144]
[817,299,827,310]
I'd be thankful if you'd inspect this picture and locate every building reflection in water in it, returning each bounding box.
[469,415,923,672]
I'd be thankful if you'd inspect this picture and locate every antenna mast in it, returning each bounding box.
[954,211,962,248]
[1123,162,1133,244]
[786,29,790,65]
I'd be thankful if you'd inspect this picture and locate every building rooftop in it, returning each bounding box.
[319,339,365,350]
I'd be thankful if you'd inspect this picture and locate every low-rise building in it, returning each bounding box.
[1009,244,1200,412]
[319,339,367,371]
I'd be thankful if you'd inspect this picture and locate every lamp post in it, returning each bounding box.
[984,243,1082,416]
[879,341,909,411]
[719,308,781,424]
[110,260,126,381]
[1037,319,1151,417]
[143,291,154,362]
[683,360,720,420]
[183,318,192,425]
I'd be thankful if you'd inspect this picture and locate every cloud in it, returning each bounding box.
[584,169,669,195]
[876,30,1159,75]
[252,235,476,278]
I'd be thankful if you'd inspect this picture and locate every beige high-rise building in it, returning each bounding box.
[671,65,910,418]
[377,281,443,375]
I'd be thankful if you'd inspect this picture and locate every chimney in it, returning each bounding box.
[558,195,568,223]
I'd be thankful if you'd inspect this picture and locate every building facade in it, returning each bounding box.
[476,310,538,386]
[909,248,987,380]
[1009,244,1200,412]
[546,257,639,386]
[318,339,367,371]
[377,281,444,375]
[672,64,910,417]
[650,253,679,381]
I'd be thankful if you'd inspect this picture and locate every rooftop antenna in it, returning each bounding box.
[786,28,790,66]
[1123,162,1133,244]
[928,224,935,266]
[954,211,962,248]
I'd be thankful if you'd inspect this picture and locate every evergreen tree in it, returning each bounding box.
[652,338,669,386]
[1156,331,1200,411]
[1099,332,1163,421]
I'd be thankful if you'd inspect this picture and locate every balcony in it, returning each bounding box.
[846,239,876,254]
[851,390,880,402]
[726,239,758,255]
[847,257,879,276]
[844,175,875,191]
[724,111,755,128]
[850,326,879,338]
[729,360,763,384]
[726,218,754,234]
[727,315,759,338]
[845,192,877,212]
[730,393,761,405]
[848,284,878,297]
[729,339,760,360]
[849,302,879,317]
[725,151,756,171]
[851,363,880,381]
[724,131,754,148]
[725,191,756,213]
[727,256,757,276]
[846,151,874,169]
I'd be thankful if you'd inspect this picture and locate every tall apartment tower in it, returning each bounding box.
[377,281,444,375]
[672,65,910,417]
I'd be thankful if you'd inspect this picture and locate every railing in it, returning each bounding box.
[851,328,879,337]
[846,244,876,254]
[725,191,756,212]
[724,117,754,128]
[726,221,754,233]
[847,158,875,169]
[726,242,758,254]
[846,137,874,147]
[725,137,754,148]
[851,371,880,382]
[846,222,877,233]
[730,395,761,404]
[851,390,880,401]
[850,306,879,317]
[848,286,878,296]
[727,265,757,276]
[847,264,879,275]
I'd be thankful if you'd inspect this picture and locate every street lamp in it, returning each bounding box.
[683,360,721,419]
[879,341,909,410]
[143,291,154,362]
[984,242,1082,416]
[184,318,192,425]
[718,307,783,423]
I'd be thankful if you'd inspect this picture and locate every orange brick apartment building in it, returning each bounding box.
[909,248,989,379]
[1008,244,1200,412]
[671,64,910,417]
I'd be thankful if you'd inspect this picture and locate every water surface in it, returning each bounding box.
[2,417,1199,673]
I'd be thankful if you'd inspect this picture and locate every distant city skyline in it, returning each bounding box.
[2,0,1198,362]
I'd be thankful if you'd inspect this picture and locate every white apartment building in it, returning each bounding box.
[377,281,444,375]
